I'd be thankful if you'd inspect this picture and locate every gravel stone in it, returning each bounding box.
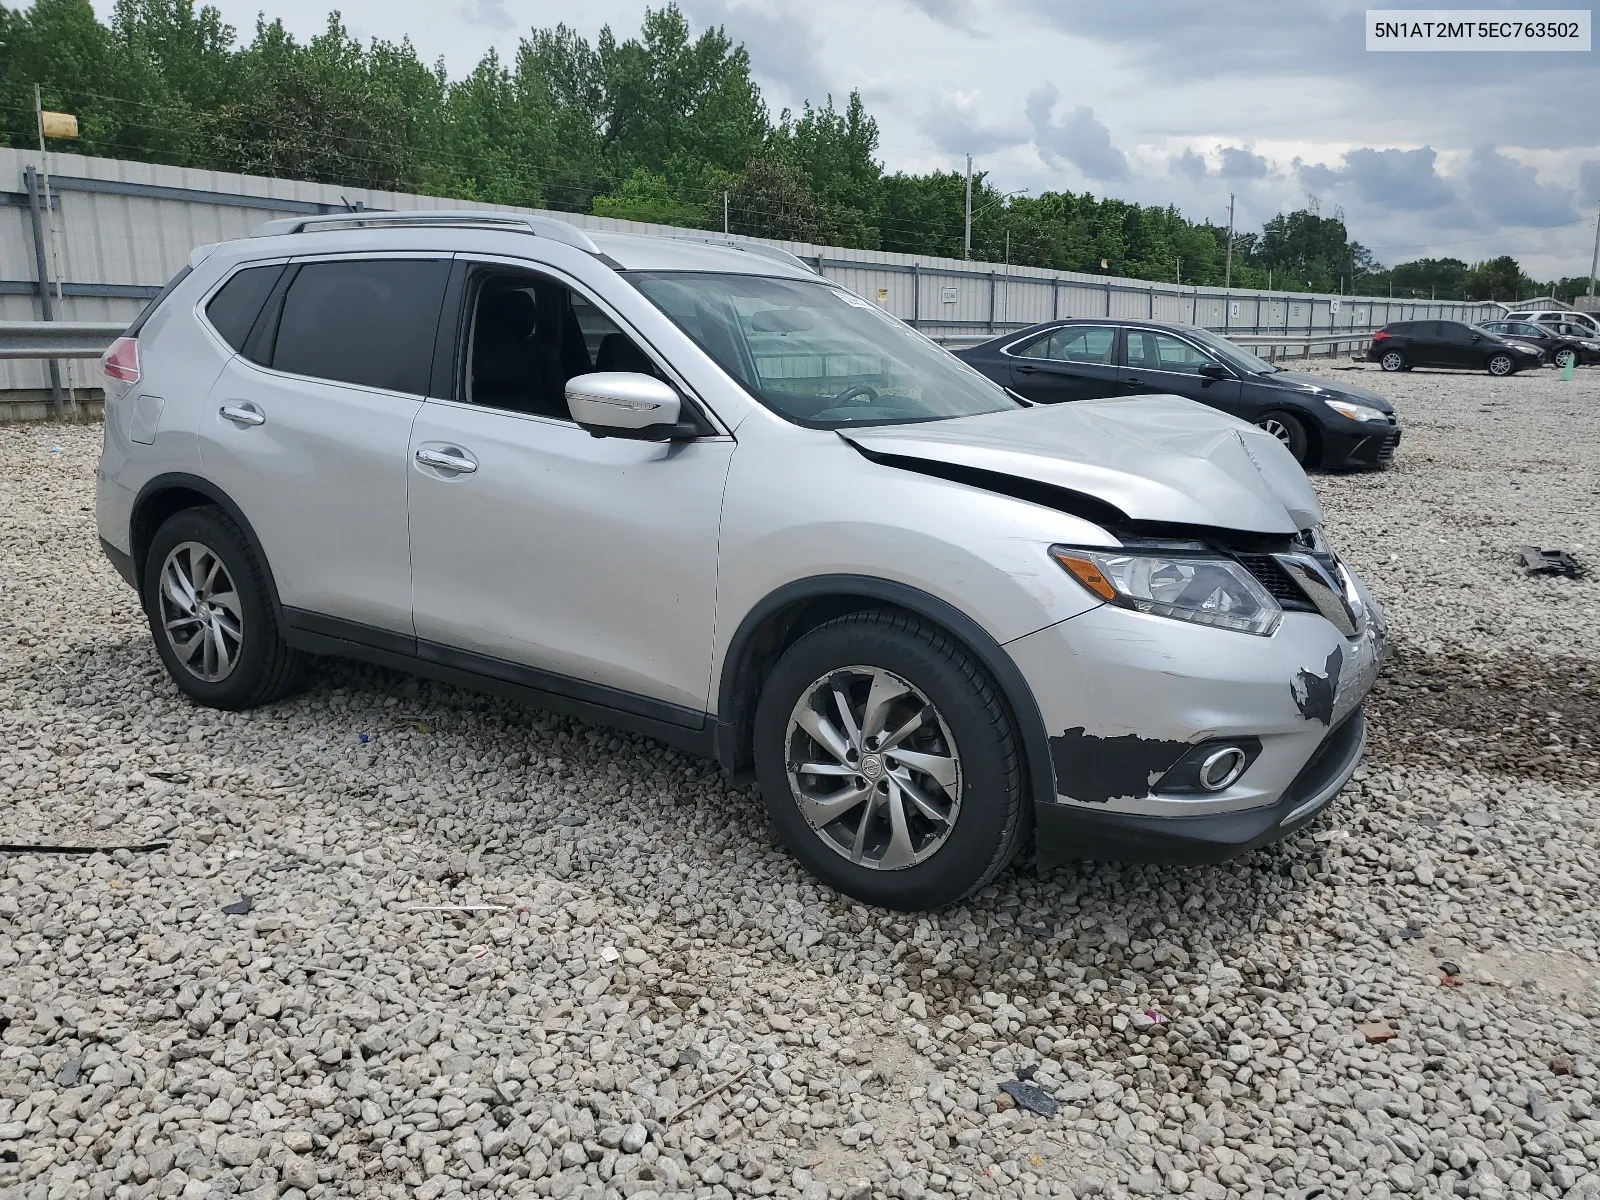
[2,365,1598,1199]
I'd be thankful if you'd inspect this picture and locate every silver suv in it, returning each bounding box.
[96,212,1385,910]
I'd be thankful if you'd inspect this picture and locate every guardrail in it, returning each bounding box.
[0,321,126,359]
[935,329,1378,359]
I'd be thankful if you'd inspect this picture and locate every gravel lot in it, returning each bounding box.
[3,362,1599,1200]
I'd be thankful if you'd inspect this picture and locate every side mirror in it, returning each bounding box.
[565,372,697,441]
[1469,333,1481,341]
[1198,363,1230,380]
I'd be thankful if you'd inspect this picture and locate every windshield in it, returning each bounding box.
[1185,327,1277,374]
[628,271,1021,428]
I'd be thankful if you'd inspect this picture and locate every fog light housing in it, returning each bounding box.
[1153,738,1263,795]
[1198,746,1249,791]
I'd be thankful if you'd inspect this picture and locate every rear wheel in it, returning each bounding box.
[1256,410,1310,465]
[753,611,1027,910]
[1487,353,1515,377]
[1379,349,1407,372]
[1554,348,1578,370]
[143,506,306,709]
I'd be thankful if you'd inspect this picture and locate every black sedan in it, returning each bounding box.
[953,318,1400,468]
[1478,319,1600,369]
[1364,319,1542,375]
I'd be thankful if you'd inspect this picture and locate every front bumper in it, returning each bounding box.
[1008,583,1385,869]
[1320,421,1401,469]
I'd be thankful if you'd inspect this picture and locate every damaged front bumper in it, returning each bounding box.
[1007,579,1386,868]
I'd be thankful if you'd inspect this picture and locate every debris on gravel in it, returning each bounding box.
[2,361,1598,1200]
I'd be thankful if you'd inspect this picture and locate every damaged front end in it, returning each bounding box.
[1008,522,1386,868]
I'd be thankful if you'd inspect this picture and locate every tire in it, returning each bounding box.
[753,611,1027,910]
[1256,410,1311,465]
[1487,353,1515,377]
[142,505,306,710]
[1554,348,1578,370]
[1378,349,1407,372]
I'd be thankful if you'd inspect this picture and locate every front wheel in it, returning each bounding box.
[143,505,306,709]
[753,611,1028,910]
[1487,353,1515,376]
[1379,349,1407,372]
[1554,348,1578,370]
[1256,410,1311,465]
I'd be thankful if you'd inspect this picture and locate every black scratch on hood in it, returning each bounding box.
[1291,647,1343,727]
[1050,727,1188,805]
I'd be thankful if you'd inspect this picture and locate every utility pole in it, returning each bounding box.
[723,191,729,235]
[963,154,973,260]
[34,83,74,415]
[1224,193,1235,290]
[1588,200,1600,299]
[1002,229,1010,324]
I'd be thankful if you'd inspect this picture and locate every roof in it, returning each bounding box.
[241,209,821,281]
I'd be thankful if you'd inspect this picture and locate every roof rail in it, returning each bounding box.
[664,234,817,274]
[251,210,602,254]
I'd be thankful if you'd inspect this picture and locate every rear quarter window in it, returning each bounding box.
[205,264,286,352]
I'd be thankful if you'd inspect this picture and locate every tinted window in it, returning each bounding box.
[1125,330,1213,375]
[206,265,285,352]
[272,259,450,394]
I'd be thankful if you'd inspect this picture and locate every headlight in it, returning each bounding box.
[1324,399,1388,423]
[1051,545,1282,636]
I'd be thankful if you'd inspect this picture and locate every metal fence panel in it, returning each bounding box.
[0,145,1502,405]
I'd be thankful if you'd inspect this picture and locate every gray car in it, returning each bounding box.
[96,211,1386,910]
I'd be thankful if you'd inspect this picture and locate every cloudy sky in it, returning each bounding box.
[95,0,1600,280]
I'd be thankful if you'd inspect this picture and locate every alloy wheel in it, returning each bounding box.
[1556,349,1577,369]
[785,665,962,870]
[1380,351,1405,371]
[1258,417,1293,448]
[1488,354,1513,376]
[158,541,244,682]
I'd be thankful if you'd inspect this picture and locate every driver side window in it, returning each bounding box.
[1126,331,1214,375]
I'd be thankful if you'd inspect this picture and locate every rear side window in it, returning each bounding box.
[205,265,285,352]
[126,265,193,336]
[271,259,451,395]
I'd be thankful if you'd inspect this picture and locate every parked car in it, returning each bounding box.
[96,213,1385,910]
[1505,308,1600,338]
[1478,319,1600,369]
[953,318,1400,469]
[1366,320,1542,375]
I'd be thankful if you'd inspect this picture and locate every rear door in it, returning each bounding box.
[200,255,450,639]
[1406,322,1451,367]
[1120,328,1243,412]
[1005,324,1124,403]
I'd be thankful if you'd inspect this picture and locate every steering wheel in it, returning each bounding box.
[831,384,879,406]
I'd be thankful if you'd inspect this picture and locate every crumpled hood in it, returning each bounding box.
[1259,370,1395,412]
[841,394,1323,535]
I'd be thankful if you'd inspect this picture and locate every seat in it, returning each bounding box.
[471,290,539,410]
[595,332,658,376]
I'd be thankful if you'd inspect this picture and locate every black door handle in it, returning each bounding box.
[1126,377,1145,386]
[1015,365,1039,374]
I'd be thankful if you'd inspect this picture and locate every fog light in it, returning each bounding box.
[1151,737,1262,795]
[1198,746,1249,791]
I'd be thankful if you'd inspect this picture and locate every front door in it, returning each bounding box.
[199,256,451,637]
[1006,324,1125,403]
[1120,329,1243,415]
[406,263,733,717]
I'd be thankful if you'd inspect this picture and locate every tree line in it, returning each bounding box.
[0,0,1571,302]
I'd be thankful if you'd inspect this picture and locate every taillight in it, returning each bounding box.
[1371,329,1391,342]
[102,336,140,384]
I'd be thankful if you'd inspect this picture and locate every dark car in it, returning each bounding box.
[1365,319,1542,376]
[1478,320,1600,369]
[953,318,1400,468]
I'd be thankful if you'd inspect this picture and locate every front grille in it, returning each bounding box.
[1375,432,1399,464]
[1234,553,1314,610]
